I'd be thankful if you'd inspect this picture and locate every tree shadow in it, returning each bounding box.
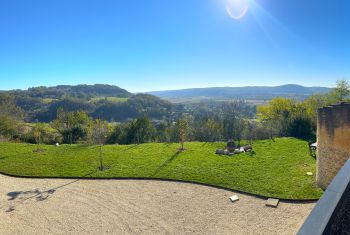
[152,151,181,176]
[125,144,139,151]
[5,206,15,213]
[57,144,91,156]
[0,156,8,161]
[163,142,173,147]
[5,169,98,213]
[248,150,256,157]
[7,188,56,203]
[69,144,93,150]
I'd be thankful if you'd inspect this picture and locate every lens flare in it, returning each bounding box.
[225,0,250,20]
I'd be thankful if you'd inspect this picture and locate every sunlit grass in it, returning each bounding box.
[0,138,323,199]
[89,96,129,103]
[42,98,58,104]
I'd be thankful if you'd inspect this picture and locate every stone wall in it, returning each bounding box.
[316,102,350,189]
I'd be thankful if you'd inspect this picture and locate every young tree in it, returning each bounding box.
[90,119,108,171]
[176,116,188,151]
[32,123,45,150]
[232,117,246,147]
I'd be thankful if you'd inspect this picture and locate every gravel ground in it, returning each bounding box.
[0,174,315,235]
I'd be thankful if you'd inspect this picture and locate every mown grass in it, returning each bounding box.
[0,138,323,199]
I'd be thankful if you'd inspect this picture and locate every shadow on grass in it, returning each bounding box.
[152,151,181,177]
[62,144,93,151]
[163,142,173,147]
[125,144,140,151]
[0,156,8,161]
[5,168,98,213]
[54,144,93,153]
[248,150,256,157]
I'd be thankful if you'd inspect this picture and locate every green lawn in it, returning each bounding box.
[0,138,323,199]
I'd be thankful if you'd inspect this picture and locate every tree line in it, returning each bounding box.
[258,80,350,140]
[1,80,349,146]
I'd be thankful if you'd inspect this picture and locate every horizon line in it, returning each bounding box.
[0,83,333,93]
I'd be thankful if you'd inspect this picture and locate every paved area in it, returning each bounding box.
[0,174,315,234]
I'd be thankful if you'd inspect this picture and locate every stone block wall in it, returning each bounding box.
[316,102,350,189]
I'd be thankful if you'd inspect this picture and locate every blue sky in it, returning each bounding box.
[0,0,349,92]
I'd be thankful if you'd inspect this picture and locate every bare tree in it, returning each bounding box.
[32,123,45,151]
[176,116,188,151]
[91,119,108,171]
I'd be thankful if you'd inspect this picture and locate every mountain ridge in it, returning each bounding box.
[147,84,331,100]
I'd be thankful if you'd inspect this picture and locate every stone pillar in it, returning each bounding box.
[316,102,350,189]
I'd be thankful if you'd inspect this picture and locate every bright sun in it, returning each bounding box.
[225,0,250,20]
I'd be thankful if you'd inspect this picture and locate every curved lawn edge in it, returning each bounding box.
[0,139,323,200]
[0,171,319,202]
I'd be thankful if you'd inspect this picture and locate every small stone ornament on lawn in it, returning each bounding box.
[226,139,236,152]
[215,140,253,156]
[243,145,252,151]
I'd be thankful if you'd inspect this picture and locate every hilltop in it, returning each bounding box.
[148,84,330,103]
[7,84,132,99]
[1,84,179,123]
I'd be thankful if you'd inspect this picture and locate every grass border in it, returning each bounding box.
[0,171,319,202]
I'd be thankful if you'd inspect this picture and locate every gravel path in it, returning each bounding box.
[0,174,314,235]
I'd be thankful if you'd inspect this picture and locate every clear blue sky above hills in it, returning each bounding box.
[0,0,349,92]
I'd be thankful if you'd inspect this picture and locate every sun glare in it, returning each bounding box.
[225,0,250,20]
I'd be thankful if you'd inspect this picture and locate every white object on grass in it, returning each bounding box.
[306,172,313,176]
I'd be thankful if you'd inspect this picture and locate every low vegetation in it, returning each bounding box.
[0,138,323,199]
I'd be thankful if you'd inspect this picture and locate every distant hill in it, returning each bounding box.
[10,84,132,99]
[1,84,181,122]
[147,84,331,102]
